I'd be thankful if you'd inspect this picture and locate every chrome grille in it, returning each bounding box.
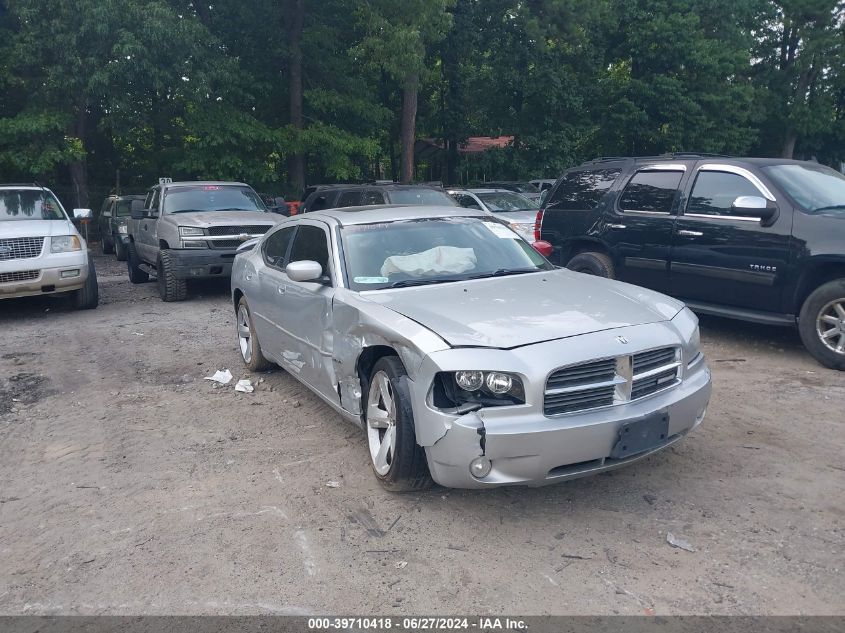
[0,237,45,261]
[207,225,272,236]
[545,347,679,416]
[0,270,40,283]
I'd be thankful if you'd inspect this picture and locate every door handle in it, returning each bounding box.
[678,230,703,237]
[607,224,626,230]
[277,285,285,294]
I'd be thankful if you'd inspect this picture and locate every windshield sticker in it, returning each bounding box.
[483,221,517,239]
[354,276,389,284]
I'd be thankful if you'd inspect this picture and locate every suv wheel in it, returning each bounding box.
[799,279,845,370]
[101,237,114,255]
[72,254,99,309]
[363,356,433,492]
[157,250,187,302]
[127,241,149,284]
[567,251,615,278]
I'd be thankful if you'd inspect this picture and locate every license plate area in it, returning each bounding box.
[610,409,669,459]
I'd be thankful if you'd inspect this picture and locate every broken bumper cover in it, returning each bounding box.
[411,322,712,488]
[0,253,89,299]
[166,249,236,279]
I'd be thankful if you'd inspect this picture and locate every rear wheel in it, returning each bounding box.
[127,241,149,284]
[363,356,432,491]
[72,254,99,310]
[237,297,270,371]
[101,236,114,255]
[157,250,187,302]
[114,237,127,261]
[566,251,615,278]
[798,279,845,370]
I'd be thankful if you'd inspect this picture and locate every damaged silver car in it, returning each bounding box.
[231,206,711,490]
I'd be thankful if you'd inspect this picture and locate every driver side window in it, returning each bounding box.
[262,226,296,268]
[288,224,331,281]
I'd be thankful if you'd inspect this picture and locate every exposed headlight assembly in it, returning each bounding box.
[179,226,206,237]
[432,370,526,410]
[50,235,82,253]
[672,307,701,363]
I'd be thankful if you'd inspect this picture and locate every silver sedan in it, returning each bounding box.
[231,206,711,490]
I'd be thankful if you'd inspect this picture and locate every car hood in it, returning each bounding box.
[164,211,278,228]
[0,219,76,239]
[363,269,684,349]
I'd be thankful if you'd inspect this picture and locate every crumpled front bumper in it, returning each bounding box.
[165,249,236,280]
[408,321,712,488]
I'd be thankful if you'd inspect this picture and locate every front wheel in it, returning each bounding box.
[364,357,432,491]
[72,254,99,309]
[798,279,845,370]
[114,236,127,261]
[157,250,187,302]
[236,297,270,371]
[566,251,615,278]
[101,237,114,255]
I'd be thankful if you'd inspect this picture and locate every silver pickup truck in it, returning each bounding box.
[125,180,279,301]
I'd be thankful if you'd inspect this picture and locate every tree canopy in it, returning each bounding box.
[0,0,842,204]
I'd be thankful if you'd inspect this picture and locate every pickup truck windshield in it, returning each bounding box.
[387,188,457,206]
[0,190,66,221]
[164,185,268,214]
[762,164,845,213]
[342,216,552,291]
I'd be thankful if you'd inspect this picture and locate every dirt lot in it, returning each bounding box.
[0,253,842,616]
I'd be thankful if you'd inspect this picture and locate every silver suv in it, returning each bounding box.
[126,180,279,301]
[0,185,98,309]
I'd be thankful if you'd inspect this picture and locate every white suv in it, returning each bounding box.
[0,185,98,309]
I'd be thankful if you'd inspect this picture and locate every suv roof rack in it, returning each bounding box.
[0,182,42,187]
[582,152,732,165]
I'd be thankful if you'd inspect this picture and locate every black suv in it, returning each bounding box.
[537,154,845,370]
[299,183,457,213]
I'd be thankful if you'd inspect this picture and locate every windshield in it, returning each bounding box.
[477,191,539,212]
[762,164,845,213]
[387,188,457,206]
[0,190,66,221]
[164,185,267,214]
[342,217,552,291]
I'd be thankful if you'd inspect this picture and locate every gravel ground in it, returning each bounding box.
[0,253,842,616]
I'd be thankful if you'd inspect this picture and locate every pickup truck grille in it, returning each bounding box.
[0,270,40,283]
[207,225,273,236]
[0,237,45,261]
[544,347,680,416]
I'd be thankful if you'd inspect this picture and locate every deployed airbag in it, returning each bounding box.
[381,246,476,278]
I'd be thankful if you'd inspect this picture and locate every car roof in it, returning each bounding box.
[310,183,443,192]
[575,155,820,169]
[306,204,487,226]
[159,181,251,189]
[0,184,50,190]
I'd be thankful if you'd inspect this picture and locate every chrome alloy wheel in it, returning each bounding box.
[237,305,253,363]
[366,370,397,475]
[817,298,845,355]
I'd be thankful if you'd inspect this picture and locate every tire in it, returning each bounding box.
[798,279,845,370]
[127,241,150,284]
[236,297,270,371]
[72,254,99,310]
[157,250,188,302]
[101,236,114,255]
[566,251,615,278]
[114,237,127,262]
[362,356,433,492]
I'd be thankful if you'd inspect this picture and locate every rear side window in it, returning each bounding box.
[547,169,620,210]
[337,190,362,207]
[687,171,762,216]
[361,190,385,205]
[263,226,296,268]
[619,170,683,213]
[288,224,331,279]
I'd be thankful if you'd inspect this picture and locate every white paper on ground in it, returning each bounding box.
[204,369,233,385]
[234,379,254,393]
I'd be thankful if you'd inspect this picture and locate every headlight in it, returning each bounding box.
[50,235,82,253]
[179,226,206,237]
[117,225,128,234]
[671,307,701,361]
[432,371,526,410]
[508,222,534,241]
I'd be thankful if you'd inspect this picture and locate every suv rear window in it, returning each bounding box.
[547,169,620,210]
[619,170,683,213]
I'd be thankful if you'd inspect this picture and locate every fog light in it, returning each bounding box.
[485,372,513,394]
[60,269,80,278]
[455,370,484,391]
[469,456,492,479]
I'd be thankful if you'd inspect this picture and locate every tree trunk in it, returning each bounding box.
[781,129,797,159]
[400,73,418,184]
[68,105,89,208]
[287,0,305,195]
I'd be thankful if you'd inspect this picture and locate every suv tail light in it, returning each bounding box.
[534,208,545,241]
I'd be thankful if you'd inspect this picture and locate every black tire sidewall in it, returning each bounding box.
[567,252,613,278]
[798,279,845,370]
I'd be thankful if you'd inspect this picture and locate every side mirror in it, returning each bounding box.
[731,196,777,221]
[73,208,92,220]
[532,240,554,258]
[286,260,323,283]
